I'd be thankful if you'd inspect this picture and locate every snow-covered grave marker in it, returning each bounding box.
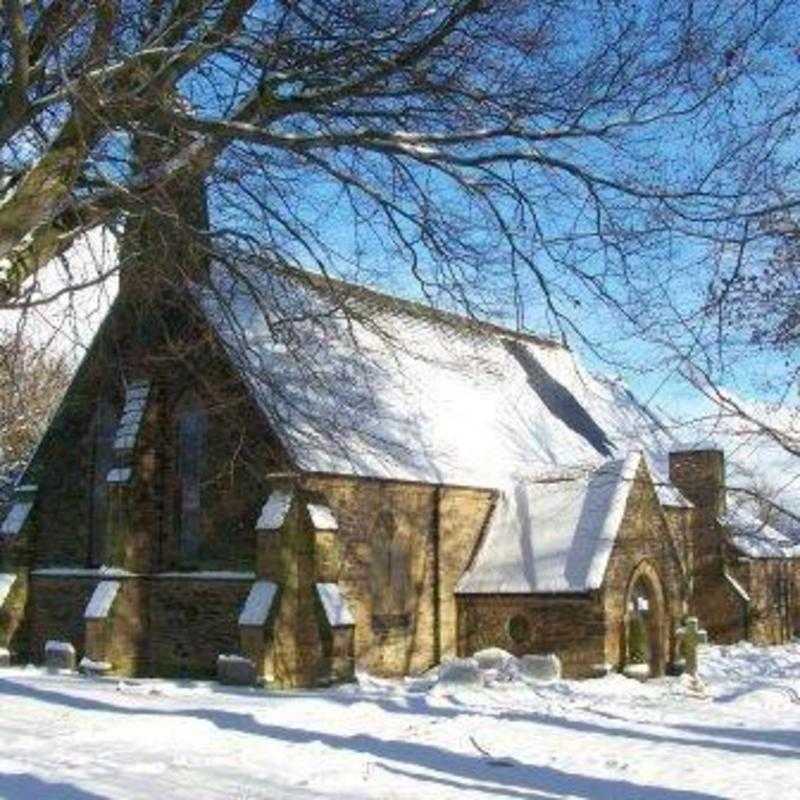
[45,641,76,672]
[217,654,257,686]
[676,617,707,678]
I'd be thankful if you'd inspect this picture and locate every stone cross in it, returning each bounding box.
[676,616,707,678]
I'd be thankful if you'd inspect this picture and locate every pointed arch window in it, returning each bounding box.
[89,399,117,566]
[175,390,208,563]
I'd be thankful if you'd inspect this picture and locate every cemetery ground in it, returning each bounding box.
[0,642,798,799]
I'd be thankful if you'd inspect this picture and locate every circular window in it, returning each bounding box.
[507,614,531,646]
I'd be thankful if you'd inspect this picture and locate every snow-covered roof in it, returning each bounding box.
[721,505,800,559]
[198,263,676,489]
[316,583,355,627]
[196,264,694,594]
[457,453,644,594]
[84,581,120,620]
[256,490,293,531]
[239,580,278,626]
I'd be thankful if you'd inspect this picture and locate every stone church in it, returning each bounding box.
[0,189,798,684]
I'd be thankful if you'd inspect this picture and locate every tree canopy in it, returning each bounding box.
[1,0,799,467]
[0,1,796,308]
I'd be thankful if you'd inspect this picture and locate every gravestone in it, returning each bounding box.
[45,641,76,672]
[217,654,257,686]
[676,617,707,678]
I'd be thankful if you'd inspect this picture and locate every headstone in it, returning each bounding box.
[0,648,10,667]
[519,653,562,682]
[45,641,76,672]
[217,654,257,686]
[676,617,707,679]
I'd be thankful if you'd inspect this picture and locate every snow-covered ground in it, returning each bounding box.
[0,643,798,799]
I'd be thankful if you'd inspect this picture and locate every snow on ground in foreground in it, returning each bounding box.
[0,643,799,799]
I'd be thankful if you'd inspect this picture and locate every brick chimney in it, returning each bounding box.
[668,449,726,519]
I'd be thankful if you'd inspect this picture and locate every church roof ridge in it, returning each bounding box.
[269,262,566,351]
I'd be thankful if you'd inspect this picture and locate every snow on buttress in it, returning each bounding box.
[84,581,121,620]
[307,503,338,530]
[198,263,681,593]
[316,583,355,627]
[1,501,33,537]
[256,490,293,531]
[239,580,278,626]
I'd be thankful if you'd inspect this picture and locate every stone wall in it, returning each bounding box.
[437,487,495,659]
[304,475,493,678]
[456,594,606,678]
[662,506,696,590]
[744,558,793,645]
[263,499,325,687]
[28,575,97,659]
[792,561,800,637]
[148,576,252,677]
[103,579,150,674]
[696,549,749,643]
[664,449,789,644]
[304,476,437,677]
[600,462,686,673]
[668,450,726,519]
[25,574,252,677]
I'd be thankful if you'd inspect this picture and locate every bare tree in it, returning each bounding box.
[0,0,798,342]
[0,329,70,506]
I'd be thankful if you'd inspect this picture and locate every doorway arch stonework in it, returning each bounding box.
[623,560,669,677]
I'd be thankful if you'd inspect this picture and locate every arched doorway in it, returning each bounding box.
[623,561,668,677]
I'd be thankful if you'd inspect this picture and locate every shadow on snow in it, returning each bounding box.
[1,676,783,799]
